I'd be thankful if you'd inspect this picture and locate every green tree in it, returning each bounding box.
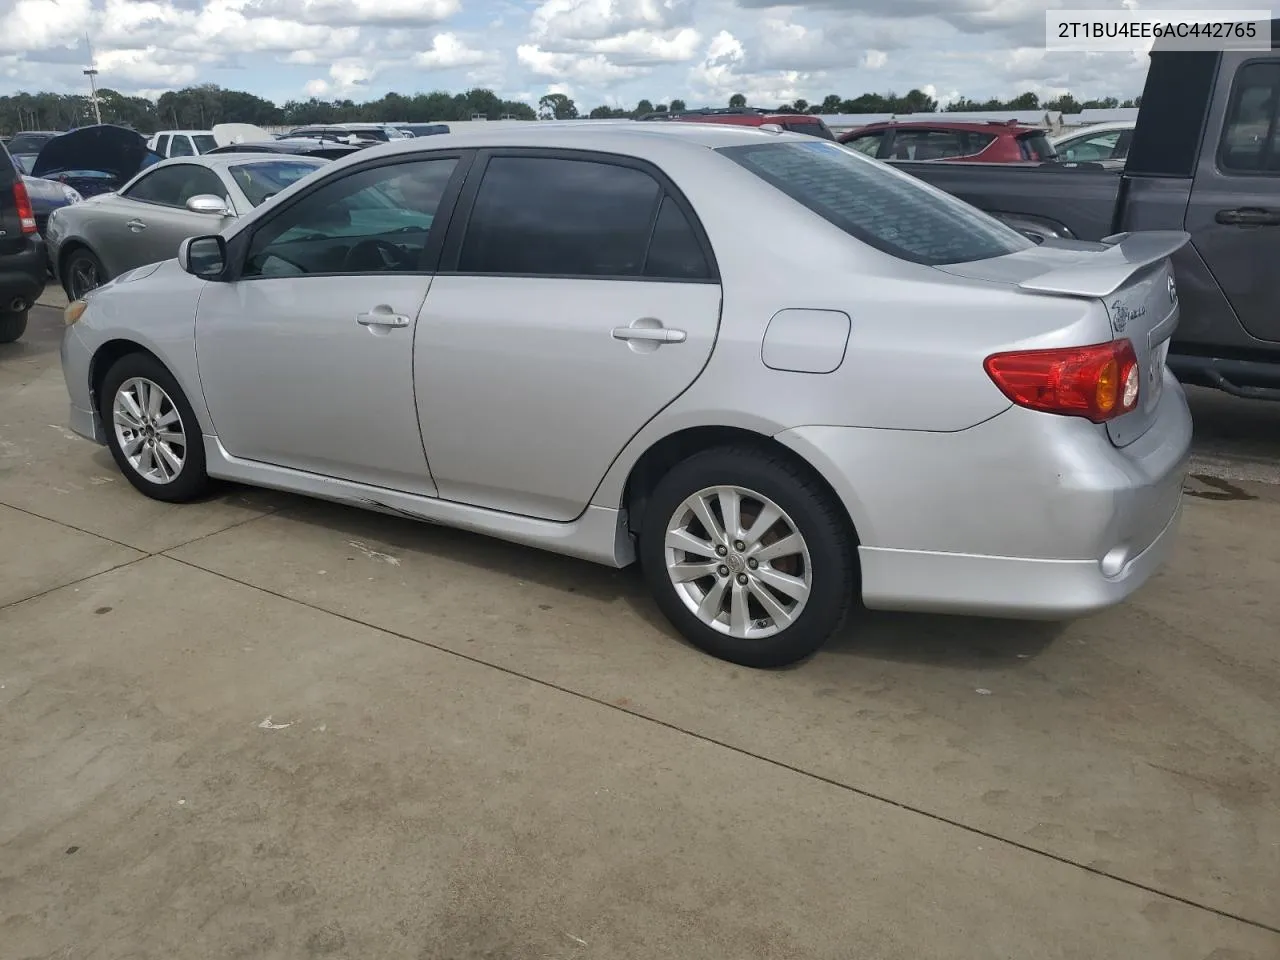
[634,98,654,116]
[538,92,578,120]
[728,92,746,108]
[668,98,686,112]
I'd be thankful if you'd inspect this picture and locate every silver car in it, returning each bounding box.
[46,154,328,299]
[58,124,1193,667]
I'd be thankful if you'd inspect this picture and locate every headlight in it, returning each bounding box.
[61,185,83,204]
[63,300,88,326]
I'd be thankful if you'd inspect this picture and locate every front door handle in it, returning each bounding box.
[611,325,687,343]
[126,219,147,231]
[1215,207,1280,226]
[356,309,410,328]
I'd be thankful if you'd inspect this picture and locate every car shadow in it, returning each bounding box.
[259,490,1065,670]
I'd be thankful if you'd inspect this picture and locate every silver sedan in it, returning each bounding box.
[58,124,1193,667]
[46,154,327,300]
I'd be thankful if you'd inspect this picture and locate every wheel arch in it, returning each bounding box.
[620,424,863,552]
[90,339,167,412]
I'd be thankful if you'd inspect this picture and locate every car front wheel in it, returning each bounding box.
[639,445,857,668]
[100,352,212,502]
[63,248,107,301]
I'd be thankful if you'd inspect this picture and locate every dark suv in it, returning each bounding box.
[0,140,45,343]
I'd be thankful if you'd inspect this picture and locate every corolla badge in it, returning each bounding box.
[1109,299,1147,333]
[1168,275,1178,304]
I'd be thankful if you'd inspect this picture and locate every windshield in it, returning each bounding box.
[1018,132,1057,161]
[9,133,58,155]
[193,134,218,154]
[230,159,326,206]
[718,139,1034,266]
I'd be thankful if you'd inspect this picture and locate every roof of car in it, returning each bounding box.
[351,120,795,156]
[147,153,328,172]
[847,119,1046,133]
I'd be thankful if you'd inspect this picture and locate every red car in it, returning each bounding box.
[638,107,835,139]
[837,119,1057,163]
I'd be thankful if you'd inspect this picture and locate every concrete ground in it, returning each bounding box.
[2,300,1279,959]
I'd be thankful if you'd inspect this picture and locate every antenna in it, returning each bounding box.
[83,33,102,125]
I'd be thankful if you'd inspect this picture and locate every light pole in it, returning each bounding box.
[84,35,101,125]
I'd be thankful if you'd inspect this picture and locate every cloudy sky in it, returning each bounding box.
[0,0,1202,108]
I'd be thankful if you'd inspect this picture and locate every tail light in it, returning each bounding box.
[984,340,1140,423]
[12,180,37,235]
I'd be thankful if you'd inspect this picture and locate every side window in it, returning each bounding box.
[124,164,225,207]
[457,156,661,277]
[155,135,170,157]
[889,129,967,161]
[843,133,883,157]
[242,157,457,278]
[644,195,712,280]
[169,136,195,157]
[964,132,997,155]
[1221,60,1280,173]
[1061,131,1122,162]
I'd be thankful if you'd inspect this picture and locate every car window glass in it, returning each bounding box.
[124,164,225,207]
[1221,61,1280,172]
[965,132,997,154]
[243,157,456,278]
[643,194,712,280]
[844,134,882,156]
[888,129,967,160]
[458,156,661,277]
[230,159,325,206]
[169,136,195,157]
[1060,130,1122,162]
[193,134,217,154]
[720,139,1033,266]
[156,135,170,156]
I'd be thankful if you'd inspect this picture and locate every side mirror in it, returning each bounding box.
[186,194,229,216]
[178,235,228,280]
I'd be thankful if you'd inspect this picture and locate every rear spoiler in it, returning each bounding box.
[1016,230,1189,298]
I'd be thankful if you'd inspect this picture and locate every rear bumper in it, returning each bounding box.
[776,371,1192,619]
[0,236,47,310]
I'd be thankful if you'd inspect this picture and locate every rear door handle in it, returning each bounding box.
[126,219,147,231]
[1215,207,1280,226]
[611,326,686,343]
[356,310,410,328]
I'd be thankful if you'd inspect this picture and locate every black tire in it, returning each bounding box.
[63,248,107,301]
[639,445,857,668]
[0,310,27,344]
[100,352,212,503]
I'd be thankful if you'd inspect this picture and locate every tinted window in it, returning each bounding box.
[888,129,967,160]
[1221,60,1280,172]
[230,159,325,206]
[1017,133,1057,161]
[719,139,1034,266]
[780,120,833,139]
[155,135,170,156]
[124,164,225,207]
[843,133,884,157]
[243,157,456,278]
[8,133,57,154]
[169,136,195,157]
[193,134,217,154]
[965,132,997,154]
[458,156,661,277]
[644,195,712,280]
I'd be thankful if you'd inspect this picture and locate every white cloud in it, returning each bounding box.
[415,33,492,70]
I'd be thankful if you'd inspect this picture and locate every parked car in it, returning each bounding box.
[47,153,326,299]
[0,140,46,343]
[1050,121,1136,163]
[21,174,83,246]
[31,124,163,199]
[6,130,63,175]
[146,130,218,158]
[390,123,451,137]
[840,119,1058,163]
[205,137,366,160]
[288,123,410,143]
[888,23,1280,400]
[58,123,1190,667]
[638,107,835,139]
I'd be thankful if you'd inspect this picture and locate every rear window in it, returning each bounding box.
[8,133,57,155]
[779,119,834,140]
[193,134,217,154]
[718,139,1034,266]
[230,159,326,206]
[1017,132,1057,161]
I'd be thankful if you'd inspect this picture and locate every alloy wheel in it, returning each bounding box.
[112,377,187,485]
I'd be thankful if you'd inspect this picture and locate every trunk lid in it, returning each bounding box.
[31,124,161,184]
[937,230,1189,447]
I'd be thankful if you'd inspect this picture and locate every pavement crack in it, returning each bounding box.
[165,553,1280,939]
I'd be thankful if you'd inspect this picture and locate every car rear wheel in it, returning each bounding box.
[100,352,212,503]
[64,248,107,301]
[639,445,856,668]
[0,310,27,344]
